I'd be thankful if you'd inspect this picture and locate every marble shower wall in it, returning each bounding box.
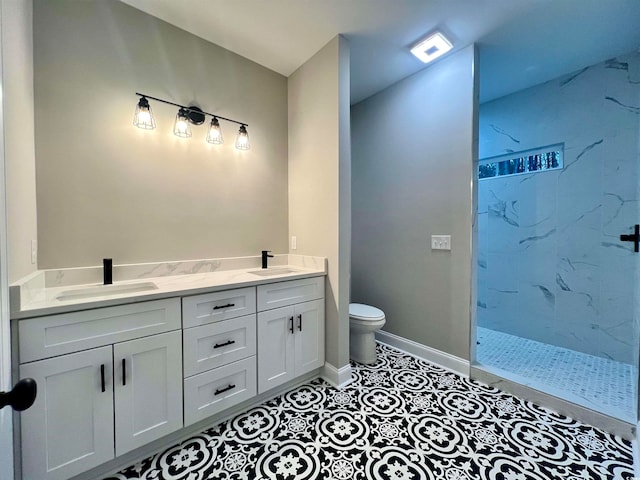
[478,51,640,365]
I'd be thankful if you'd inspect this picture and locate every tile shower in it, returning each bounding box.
[476,50,640,422]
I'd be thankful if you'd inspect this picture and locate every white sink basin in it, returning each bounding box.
[56,282,159,301]
[248,267,301,277]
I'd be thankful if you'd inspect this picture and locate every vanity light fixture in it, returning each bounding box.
[410,31,453,64]
[173,108,192,138]
[132,96,156,129]
[235,125,250,150]
[206,116,223,144]
[133,93,250,150]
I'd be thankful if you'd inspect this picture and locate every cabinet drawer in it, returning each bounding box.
[183,314,256,377]
[257,276,324,311]
[19,298,181,363]
[182,287,256,328]
[184,356,256,426]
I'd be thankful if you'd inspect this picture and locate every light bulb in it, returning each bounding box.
[173,108,192,138]
[206,117,223,144]
[235,125,250,150]
[133,96,156,129]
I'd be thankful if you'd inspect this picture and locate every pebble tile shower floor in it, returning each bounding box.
[476,327,636,422]
[107,343,635,480]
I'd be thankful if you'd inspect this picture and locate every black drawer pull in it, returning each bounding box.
[289,316,294,334]
[213,303,235,310]
[297,313,302,332]
[122,358,126,386]
[214,384,236,395]
[213,340,236,349]
[100,364,106,393]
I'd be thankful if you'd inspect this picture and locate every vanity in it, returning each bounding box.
[10,255,326,480]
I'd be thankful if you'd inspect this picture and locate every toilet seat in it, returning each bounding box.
[349,303,385,321]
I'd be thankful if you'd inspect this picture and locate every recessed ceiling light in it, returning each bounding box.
[410,32,453,64]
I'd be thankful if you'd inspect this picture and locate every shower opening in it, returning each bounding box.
[474,50,639,424]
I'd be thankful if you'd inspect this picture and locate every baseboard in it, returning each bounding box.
[375,330,470,377]
[321,362,353,388]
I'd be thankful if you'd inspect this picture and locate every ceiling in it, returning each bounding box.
[121,0,640,105]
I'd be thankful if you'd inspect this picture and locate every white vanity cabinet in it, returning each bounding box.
[18,299,183,480]
[257,277,325,393]
[14,272,326,480]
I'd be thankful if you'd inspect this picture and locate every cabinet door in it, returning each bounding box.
[20,346,114,480]
[294,299,325,376]
[114,330,183,456]
[257,306,295,393]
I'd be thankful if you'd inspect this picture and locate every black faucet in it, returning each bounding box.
[261,250,274,269]
[103,258,113,285]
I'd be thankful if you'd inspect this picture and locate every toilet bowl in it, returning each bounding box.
[349,303,386,365]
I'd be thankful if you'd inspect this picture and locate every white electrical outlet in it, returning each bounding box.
[291,236,297,250]
[31,239,37,264]
[431,235,451,251]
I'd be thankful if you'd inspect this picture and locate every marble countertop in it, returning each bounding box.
[11,254,326,319]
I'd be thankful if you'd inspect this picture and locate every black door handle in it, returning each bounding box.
[0,378,37,411]
[122,359,126,386]
[620,224,640,252]
[100,364,106,392]
[297,314,302,332]
[289,316,294,334]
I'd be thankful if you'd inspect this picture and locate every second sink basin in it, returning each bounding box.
[248,267,301,277]
[56,282,159,301]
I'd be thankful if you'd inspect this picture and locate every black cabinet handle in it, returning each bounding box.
[297,314,302,332]
[213,303,235,310]
[214,384,236,396]
[214,339,236,349]
[100,364,106,393]
[122,358,126,386]
[289,316,294,334]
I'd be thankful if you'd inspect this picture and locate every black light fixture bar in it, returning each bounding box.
[135,92,247,127]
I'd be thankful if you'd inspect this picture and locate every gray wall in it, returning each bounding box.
[288,36,351,370]
[351,45,476,360]
[33,0,288,269]
[4,0,37,283]
[478,51,640,364]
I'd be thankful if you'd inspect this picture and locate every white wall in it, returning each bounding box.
[288,36,351,370]
[3,0,37,284]
[478,51,640,364]
[351,45,476,360]
[1,1,36,475]
[33,0,288,269]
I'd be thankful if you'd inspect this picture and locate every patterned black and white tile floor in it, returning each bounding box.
[107,344,635,480]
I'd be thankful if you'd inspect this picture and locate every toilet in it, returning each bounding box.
[349,303,386,364]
